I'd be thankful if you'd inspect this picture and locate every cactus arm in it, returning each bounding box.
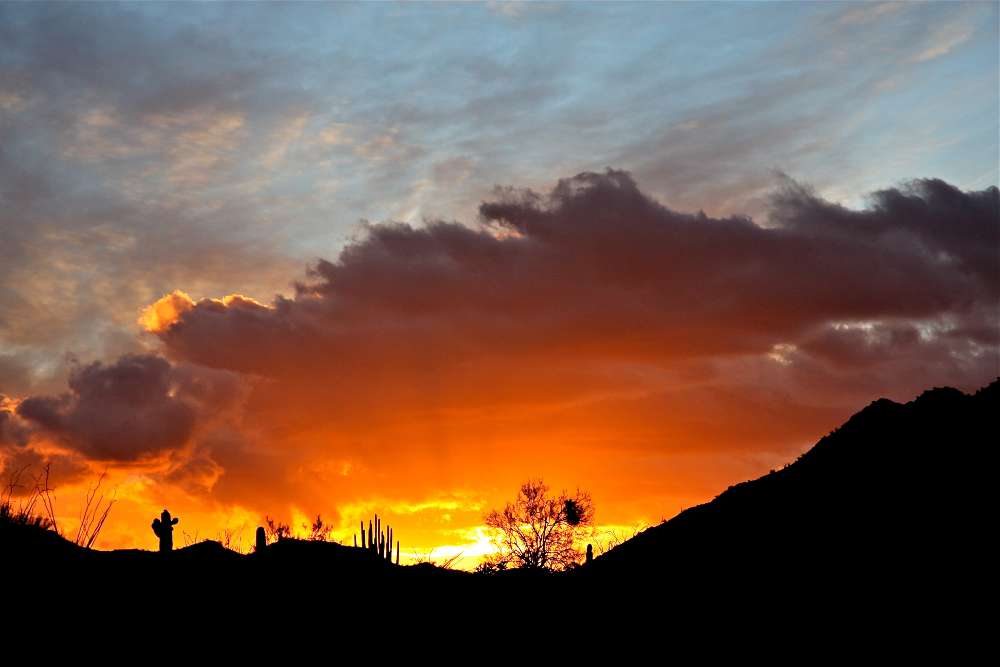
[171,517,179,525]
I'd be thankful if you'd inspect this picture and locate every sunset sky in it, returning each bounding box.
[1,1,997,566]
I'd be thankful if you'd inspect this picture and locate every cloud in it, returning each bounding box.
[259,112,310,168]
[836,2,907,26]
[15,354,244,461]
[138,290,197,333]
[0,446,91,496]
[909,21,974,63]
[150,170,997,384]
[484,1,561,20]
[1,396,32,447]
[0,3,313,397]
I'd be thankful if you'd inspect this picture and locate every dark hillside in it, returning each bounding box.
[584,379,997,588]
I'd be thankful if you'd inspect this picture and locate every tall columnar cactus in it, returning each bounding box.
[151,509,179,552]
[354,512,400,565]
[586,543,593,564]
[255,526,266,553]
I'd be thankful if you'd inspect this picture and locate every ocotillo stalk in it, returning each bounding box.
[395,541,399,565]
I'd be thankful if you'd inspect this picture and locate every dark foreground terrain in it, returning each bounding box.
[4,379,995,613]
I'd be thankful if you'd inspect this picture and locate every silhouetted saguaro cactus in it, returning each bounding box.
[586,543,593,564]
[255,526,266,552]
[151,509,179,552]
[354,512,401,565]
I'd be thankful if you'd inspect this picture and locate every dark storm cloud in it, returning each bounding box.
[0,399,31,448]
[151,170,998,386]
[15,354,244,461]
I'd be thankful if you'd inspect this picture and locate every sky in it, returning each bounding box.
[0,1,997,565]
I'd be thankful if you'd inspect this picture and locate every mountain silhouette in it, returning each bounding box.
[583,379,997,593]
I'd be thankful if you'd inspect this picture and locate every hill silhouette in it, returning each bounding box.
[582,379,997,593]
[4,379,995,607]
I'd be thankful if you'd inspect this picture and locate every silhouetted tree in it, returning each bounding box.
[481,479,594,572]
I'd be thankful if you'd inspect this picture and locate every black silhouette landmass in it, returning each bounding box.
[4,378,995,609]
[584,380,996,586]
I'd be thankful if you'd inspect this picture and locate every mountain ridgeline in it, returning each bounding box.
[585,379,997,585]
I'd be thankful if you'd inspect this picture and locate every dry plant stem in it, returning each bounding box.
[75,470,116,549]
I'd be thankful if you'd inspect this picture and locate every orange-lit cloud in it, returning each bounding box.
[138,290,195,333]
[139,291,270,334]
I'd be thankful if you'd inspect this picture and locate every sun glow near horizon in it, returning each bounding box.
[17,451,673,571]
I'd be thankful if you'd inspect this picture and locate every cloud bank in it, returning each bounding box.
[149,170,997,389]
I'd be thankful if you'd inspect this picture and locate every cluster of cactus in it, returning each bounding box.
[354,513,399,565]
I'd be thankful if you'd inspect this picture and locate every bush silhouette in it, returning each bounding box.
[481,479,594,572]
